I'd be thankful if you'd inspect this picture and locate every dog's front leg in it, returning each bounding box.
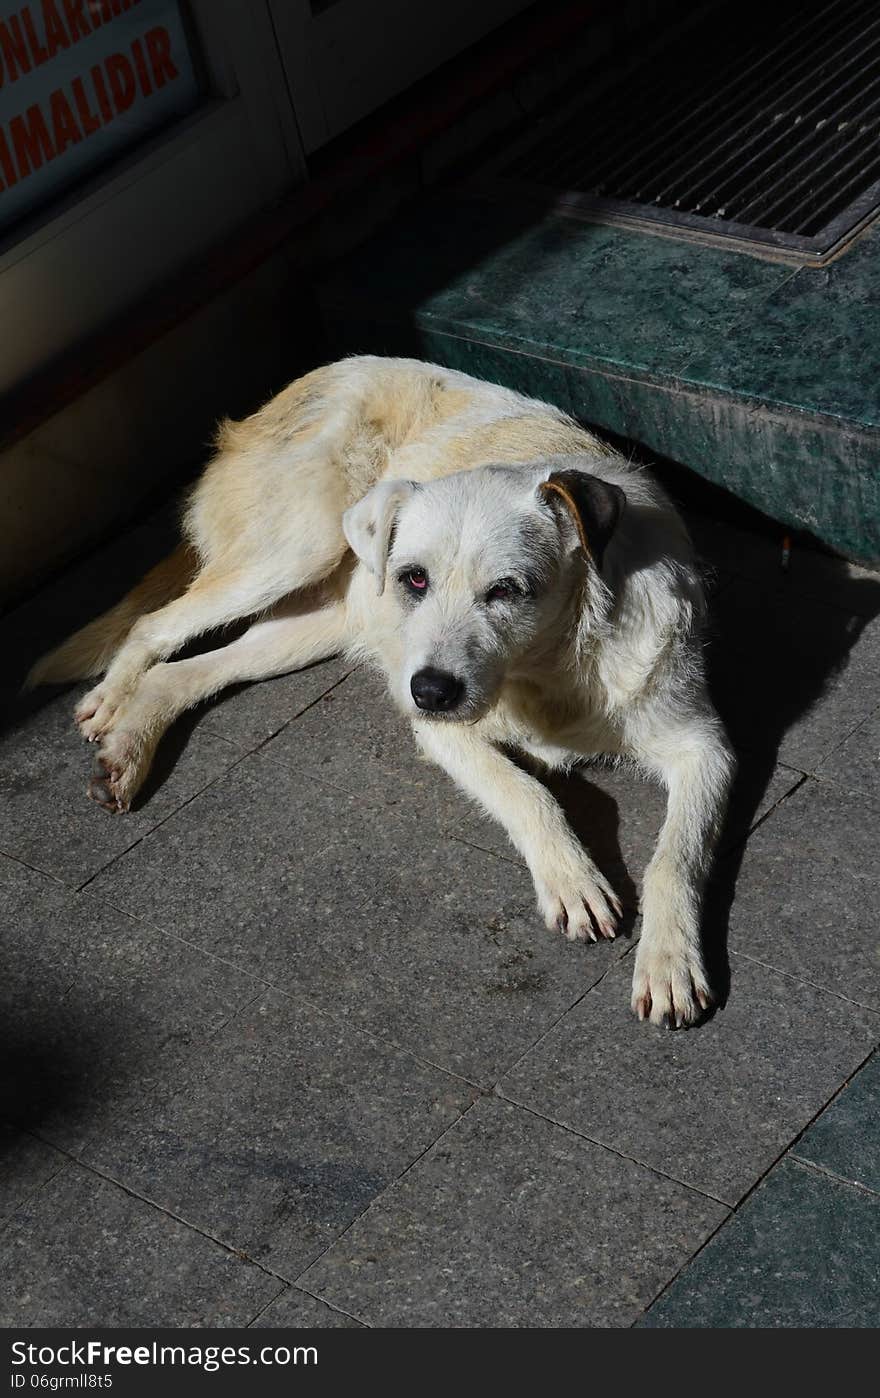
[630,713,734,1028]
[415,724,622,942]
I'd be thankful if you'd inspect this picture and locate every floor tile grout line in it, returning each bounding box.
[12,987,271,1169]
[72,969,263,1139]
[775,1041,880,1162]
[196,731,241,751]
[812,768,878,801]
[788,1152,880,1202]
[10,1012,476,1327]
[13,873,280,1123]
[93,885,488,1095]
[32,881,338,1150]
[73,667,361,896]
[73,1165,297,1287]
[69,878,489,1104]
[15,1132,298,1290]
[74,732,276,892]
[74,771,249,896]
[233,665,360,760]
[448,831,523,870]
[96,893,280,996]
[627,1194,740,1328]
[261,1284,369,1330]
[729,946,880,1018]
[98,984,274,1124]
[633,1038,880,1323]
[495,1093,733,1209]
[19,975,870,1329]
[36,886,279,1096]
[485,943,637,1094]
[97,876,646,1103]
[811,696,880,775]
[264,977,488,1094]
[161,986,272,1093]
[289,1098,484,1302]
[243,1289,294,1330]
[5,563,876,1322]
[718,771,810,862]
[78,801,643,1102]
[0,848,68,890]
[0,1147,70,1233]
[236,955,489,1094]
[776,759,809,777]
[198,664,357,753]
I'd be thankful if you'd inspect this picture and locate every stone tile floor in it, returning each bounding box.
[0,501,878,1328]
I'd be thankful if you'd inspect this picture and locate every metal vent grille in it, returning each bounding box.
[482,0,880,262]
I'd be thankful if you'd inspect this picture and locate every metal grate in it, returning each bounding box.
[480,0,880,262]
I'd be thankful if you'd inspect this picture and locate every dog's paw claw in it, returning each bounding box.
[88,754,131,814]
[631,943,713,1029]
[538,861,622,946]
[75,683,129,742]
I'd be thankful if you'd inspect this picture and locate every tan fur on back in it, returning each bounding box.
[187,358,611,572]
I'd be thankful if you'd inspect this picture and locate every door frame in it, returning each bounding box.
[0,0,307,394]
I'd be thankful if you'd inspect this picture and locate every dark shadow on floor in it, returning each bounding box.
[546,769,640,935]
[0,993,153,1145]
[701,565,880,1006]
[0,497,186,733]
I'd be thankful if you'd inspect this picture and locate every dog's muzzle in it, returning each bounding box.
[410,667,465,714]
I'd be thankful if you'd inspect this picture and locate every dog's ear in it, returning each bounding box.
[343,479,416,594]
[540,469,625,569]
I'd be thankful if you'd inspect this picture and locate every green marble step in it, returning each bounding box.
[319,193,880,564]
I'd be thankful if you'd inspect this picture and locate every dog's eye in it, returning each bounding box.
[400,567,429,594]
[485,578,520,603]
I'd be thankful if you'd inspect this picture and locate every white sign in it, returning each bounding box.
[0,0,200,234]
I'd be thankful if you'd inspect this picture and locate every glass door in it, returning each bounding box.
[0,0,306,394]
[269,0,534,154]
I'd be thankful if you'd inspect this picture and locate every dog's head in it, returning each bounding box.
[343,462,624,721]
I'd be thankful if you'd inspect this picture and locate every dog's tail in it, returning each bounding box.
[24,542,198,691]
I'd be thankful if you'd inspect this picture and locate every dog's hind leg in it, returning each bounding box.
[73,561,304,742]
[87,598,349,812]
[25,543,198,690]
[415,723,623,942]
[629,707,734,1028]
[74,461,353,742]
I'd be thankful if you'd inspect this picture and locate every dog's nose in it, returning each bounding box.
[410,667,465,713]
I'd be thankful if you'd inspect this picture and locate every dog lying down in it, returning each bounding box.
[29,355,733,1028]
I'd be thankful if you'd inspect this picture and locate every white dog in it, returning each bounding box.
[29,356,733,1028]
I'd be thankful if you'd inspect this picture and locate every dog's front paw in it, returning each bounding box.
[534,855,623,943]
[630,939,713,1029]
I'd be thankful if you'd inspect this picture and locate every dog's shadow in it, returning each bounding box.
[701,559,879,1011]
[544,767,640,938]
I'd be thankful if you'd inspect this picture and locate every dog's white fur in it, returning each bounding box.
[29,356,733,1027]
